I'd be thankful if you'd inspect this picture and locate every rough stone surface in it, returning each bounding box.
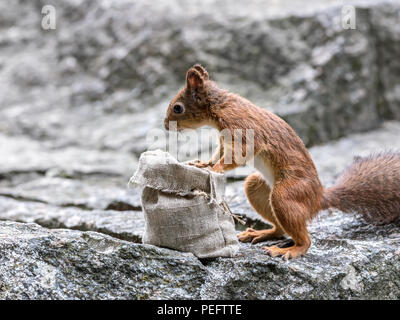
[0,177,141,211]
[0,221,206,299]
[0,197,144,242]
[0,216,399,299]
[0,134,137,178]
[201,224,400,299]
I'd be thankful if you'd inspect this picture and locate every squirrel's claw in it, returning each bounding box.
[262,245,307,260]
[188,160,211,169]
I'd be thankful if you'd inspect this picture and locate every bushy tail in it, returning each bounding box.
[322,152,400,224]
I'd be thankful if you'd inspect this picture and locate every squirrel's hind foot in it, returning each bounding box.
[262,244,308,260]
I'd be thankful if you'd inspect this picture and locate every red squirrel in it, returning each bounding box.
[164,64,400,259]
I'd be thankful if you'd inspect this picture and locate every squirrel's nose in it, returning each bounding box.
[164,119,169,131]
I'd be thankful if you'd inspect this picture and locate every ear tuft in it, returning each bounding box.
[186,68,204,91]
[192,64,209,80]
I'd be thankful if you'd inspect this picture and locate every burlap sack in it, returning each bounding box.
[130,150,239,258]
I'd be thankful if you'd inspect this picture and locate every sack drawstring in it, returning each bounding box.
[207,170,246,225]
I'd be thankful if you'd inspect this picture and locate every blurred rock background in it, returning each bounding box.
[0,0,399,299]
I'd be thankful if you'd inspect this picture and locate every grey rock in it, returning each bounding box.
[370,2,400,120]
[309,120,400,186]
[49,0,399,149]
[1,217,399,299]
[0,133,138,179]
[0,177,141,211]
[0,196,144,242]
[201,218,400,299]
[0,221,207,299]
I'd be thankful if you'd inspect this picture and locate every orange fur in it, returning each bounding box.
[164,65,400,260]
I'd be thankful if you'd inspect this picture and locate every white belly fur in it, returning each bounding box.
[254,155,275,187]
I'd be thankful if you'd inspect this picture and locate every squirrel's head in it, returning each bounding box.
[164,64,215,131]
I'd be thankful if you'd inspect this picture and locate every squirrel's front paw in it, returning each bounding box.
[188,159,211,169]
[212,163,225,173]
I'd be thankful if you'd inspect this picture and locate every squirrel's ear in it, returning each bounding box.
[192,64,209,80]
[186,68,205,91]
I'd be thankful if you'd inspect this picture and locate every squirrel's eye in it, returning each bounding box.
[173,104,184,114]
